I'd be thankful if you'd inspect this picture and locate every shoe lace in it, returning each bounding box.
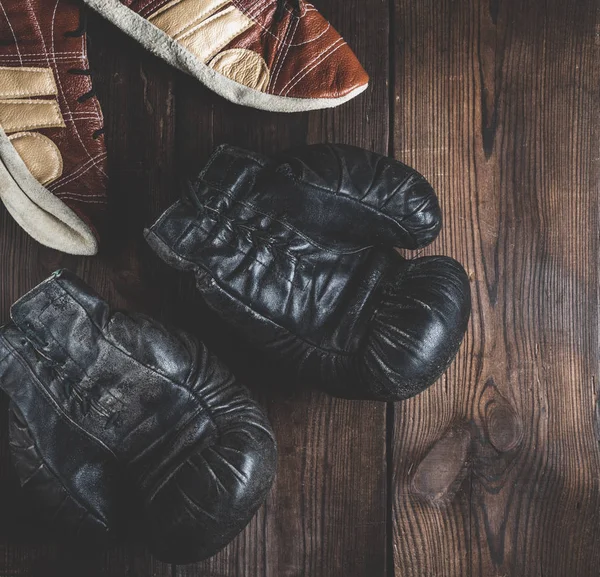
[64,10,105,141]
[275,0,301,21]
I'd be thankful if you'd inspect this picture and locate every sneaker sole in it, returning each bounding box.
[82,0,368,113]
[0,126,98,256]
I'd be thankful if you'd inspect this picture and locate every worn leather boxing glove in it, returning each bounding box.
[0,270,277,563]
[145,144,471,402]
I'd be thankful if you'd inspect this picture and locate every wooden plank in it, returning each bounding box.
[173,1,390,576]
[0,13,175,577]
[391,0,600,576]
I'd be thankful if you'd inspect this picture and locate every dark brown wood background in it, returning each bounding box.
[0,0,599,575]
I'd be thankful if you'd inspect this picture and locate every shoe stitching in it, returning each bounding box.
[176,11,255,67]
[90,97,104,132]
[56,192,107,200]
[0,65,59,98]
[150,0,228,38]
[231,0,296,43]
[177,6,251,42]
[253,0,274,23]
[0,99,65,131]
[55,191,107,203]
[231,0,269,18]
[47,150,107,189]
[0,3,23,65]
[265,6,291,92]
[247,0,269,19]
[65,111,102,115]
[64,117,103,123]
[276,0,308,18]
[47,155,106,192]
[52,195,107,207]
[0,87,58,101]
[51,1,103,158]
[281,38,345,96]
[77,9,105,137]
[135,0,332,50]
[63,113,102,120]
[140,0,174,18]
[284,20,330,47]
[49,0,107,178]
[245,0,264,19]
[231,0,328,47]
[46,1,96,169]
[47,151,108,190]
[0,51,86,57]
[269,10,297,92]
[279,36,343,93]
[153,0,329,50]
[275,3,331,47]
[243,0,272,40]
[56,197,107,205]
[0,57,89,66]
[9,130,63,182]
[55,194,108,205]
[254,0,329,47]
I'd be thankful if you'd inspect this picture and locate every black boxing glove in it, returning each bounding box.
[0,270,277,563]
[145,144,471,401]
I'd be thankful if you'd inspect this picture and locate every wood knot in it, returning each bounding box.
[485,402,523,453]
[411,426,471,503]
[480,379,523,453]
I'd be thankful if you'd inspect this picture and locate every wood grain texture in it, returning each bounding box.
[1,0,599,575]
[173,0,390,575]
[0,15,174,577]
[391,1,600,576]
[0,0,388,576]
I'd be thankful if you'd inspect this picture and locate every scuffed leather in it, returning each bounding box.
[145,144,472,402]
[0,270,277,563]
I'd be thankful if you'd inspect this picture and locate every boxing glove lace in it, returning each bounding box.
[145,144,471,401]
[0,270,277,563]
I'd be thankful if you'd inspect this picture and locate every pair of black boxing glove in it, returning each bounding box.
[0,144,471,563]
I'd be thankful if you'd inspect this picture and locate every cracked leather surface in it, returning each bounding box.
[146,144,472,402]
[0,270,277,564]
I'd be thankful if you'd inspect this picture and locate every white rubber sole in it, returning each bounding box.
[0,126,98,256]
[82,0,368,113]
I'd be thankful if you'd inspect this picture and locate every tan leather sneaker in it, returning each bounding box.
[82,0,369,112]
[0,0,107,255]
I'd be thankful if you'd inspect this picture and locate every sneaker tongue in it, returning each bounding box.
[9,269,109,366]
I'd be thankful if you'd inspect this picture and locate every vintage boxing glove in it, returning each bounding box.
[145,144,471,402]
[0,270,277,563]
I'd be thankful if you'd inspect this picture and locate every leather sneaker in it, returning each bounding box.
[0,0,107,255]
[82,0,369,112]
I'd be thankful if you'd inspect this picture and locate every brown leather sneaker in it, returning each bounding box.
[82,0,369,112]
[0,0,107,255]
